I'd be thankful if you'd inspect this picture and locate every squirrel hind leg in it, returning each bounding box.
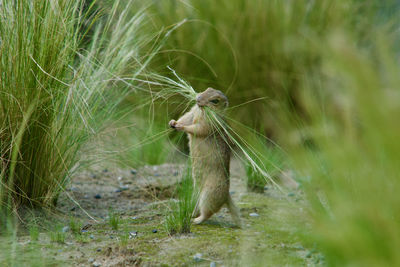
[192,209,213,224]
[227,195,242,228]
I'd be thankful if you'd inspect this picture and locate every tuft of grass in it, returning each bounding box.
[244,141,286,192]
[69,218,82,235]
[49,228,66,244]
[29,225,39,242]
[108,210,120,231]
[165,163,197,235]
[0,0,162,214]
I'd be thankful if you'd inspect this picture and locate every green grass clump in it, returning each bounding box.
[245,143,285,193]
[29,225,39,242]
[165,164,197,235]
[108,210,120,231]
[49,228,66,244]
[0,0,159,215]
[69,218,82,235]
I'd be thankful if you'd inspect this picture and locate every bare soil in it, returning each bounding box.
[4,159,322,266]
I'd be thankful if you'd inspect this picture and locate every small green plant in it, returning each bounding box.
[69,218,82,235]
[108,210,120,231]
[75,232,90,243]
[245,143,285,193]
[119,227,129,247]
[165,163,198,235]
[50,229,66,244]
[29,225,39,242]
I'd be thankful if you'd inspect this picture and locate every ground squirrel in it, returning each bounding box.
[169,88,241,226]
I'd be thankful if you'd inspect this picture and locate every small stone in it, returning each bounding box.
[193,253,203,262]
[306,251,312,258]
[154,173,160,177]
[129,231,138,239]
[114,189,122,193]
[152,229,157,233]
[70,206,76,211]
[173,171,179,176]
[62,226,70,233]
[288,192,295,197]
[130,169,137,175]
[131,216,137,220]
[94,194,101,199]
[119,184,129,191]
[96,248,102,252]
[210,262,216,267]
[84,195,89,199]
[264,186,269,190]
[90,174,97,179]
[103,168,108,173]
[117,176,122,181]
[70,186,78,192]
[88,258,95,263]
[82,224,92,230]
[249,213,259,217]
[90,234,94,239]
[93,262,101,267]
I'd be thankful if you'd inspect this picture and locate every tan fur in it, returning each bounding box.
[169,88,241,227]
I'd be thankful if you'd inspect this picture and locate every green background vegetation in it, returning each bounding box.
[1,0,400,266]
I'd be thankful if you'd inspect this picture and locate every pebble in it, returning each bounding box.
[154,173,160,177]
[131,216,137,220]
[173,171,179,176]
[152,229,158,233]
[193,253,203,262]
[88,258,95,263]
[62,226,70,233]
[119,184,129,191]
[94,194,102,199]
[114,189,122,193]
[264,186,269,190]
[117,176,122,181]
[288,192,295,197]
[93,262,101,267]
[130,169,137,175]
[70,206,76,211]
[96,248,102,252]
[90,234,94,239]
[90,174,97,179]
[210,262,216,267]
[84,194,89,199]
[103,169,108,173]
[129,231,138,239]
[249,212,259,217]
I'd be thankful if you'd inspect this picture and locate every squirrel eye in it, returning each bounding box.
[210,99,219,104]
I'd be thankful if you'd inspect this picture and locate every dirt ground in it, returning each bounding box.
[5,158,323,266]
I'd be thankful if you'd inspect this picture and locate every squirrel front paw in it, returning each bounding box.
[169,120,177,128]
[169,120,184,131]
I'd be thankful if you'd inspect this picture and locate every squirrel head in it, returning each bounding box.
[196,88,229,110]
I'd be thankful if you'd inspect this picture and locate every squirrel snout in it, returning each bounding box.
[196,95,205,107]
